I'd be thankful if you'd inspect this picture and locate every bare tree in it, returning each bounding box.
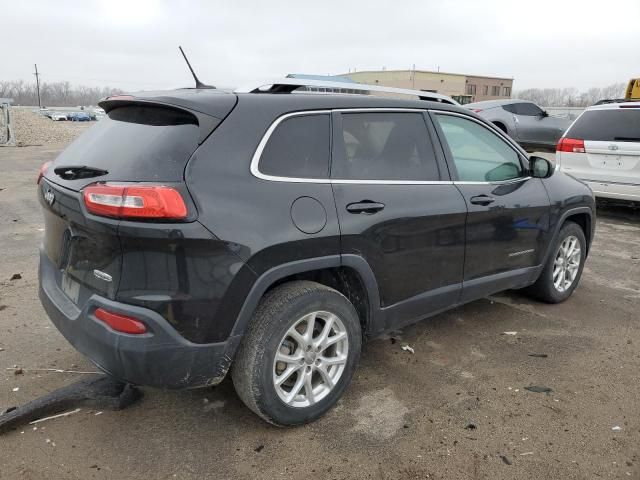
[0,80,123,106]
[516,83,627,107]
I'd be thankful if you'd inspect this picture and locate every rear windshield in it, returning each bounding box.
[567,109,640,142]
[52,105,200,186]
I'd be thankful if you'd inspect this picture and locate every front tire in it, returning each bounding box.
[232,281,362,426]
[525,221,586,303]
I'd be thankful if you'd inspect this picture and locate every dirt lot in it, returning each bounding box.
[1,144,639,480]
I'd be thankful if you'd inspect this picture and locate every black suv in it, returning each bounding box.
[38,85,595,425]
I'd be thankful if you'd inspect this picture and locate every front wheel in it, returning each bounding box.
[525,221,586,303]
[232,281,362,426]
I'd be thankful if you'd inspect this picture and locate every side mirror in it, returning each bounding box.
[539,110,549,118]
[530,156,554,178]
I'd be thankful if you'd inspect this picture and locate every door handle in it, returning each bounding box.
[469,195,495,206]
[346,200,385,214]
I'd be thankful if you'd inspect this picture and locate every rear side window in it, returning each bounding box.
[259,114,330,178]
[333,112,440,181]
[435,114,523,182]
[567,109,640,142]
[504,103,543,116]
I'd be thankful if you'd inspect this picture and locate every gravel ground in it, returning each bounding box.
[11,107,91,146]
[0,145,639,479]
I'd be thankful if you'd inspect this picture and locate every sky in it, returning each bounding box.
[3,0,638,92]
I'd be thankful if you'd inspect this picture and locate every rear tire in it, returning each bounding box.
[525,221,586,303]
[232,281,362,426]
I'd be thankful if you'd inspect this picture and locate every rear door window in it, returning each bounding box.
[566,109,640,142]
[513,103,544,116]
[259,114,330,179]
[332,112,440,181]
[434,114,524,182]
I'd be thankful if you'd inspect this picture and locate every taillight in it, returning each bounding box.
[472,109,483,113]
[556,137,585,153]
[37,161,52,184]
[95,308,147,334]
[83,183,188,220]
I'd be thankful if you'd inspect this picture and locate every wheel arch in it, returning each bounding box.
[542,207,594,265]
[230,255,382,340]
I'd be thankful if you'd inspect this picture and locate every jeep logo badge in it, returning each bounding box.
[44,188,55,206]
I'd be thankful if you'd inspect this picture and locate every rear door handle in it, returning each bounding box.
[346,201,385,214]
[469,195,495,206]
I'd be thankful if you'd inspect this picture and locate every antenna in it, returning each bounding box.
[179,46,215,89]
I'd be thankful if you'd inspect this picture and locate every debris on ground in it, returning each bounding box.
[520,452,534,456]
[524,386,553,393]
[14,368,23,375]
[254,445,264,453]
[612,426,622,432]
[528,353,548,358]
[9,273,22,280]
[464,422,477,430]
[502,331,518,336]
[500,455,512,465]
[28,408,81,425]
[12,387,19,392]
[0,375,142,434]
[401,345,415,354]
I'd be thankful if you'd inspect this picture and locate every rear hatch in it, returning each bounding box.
[39,90,236,303]
[561,106,640,184]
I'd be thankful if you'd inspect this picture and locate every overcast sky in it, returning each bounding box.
[4,0,638,92]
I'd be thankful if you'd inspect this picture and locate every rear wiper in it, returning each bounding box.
[54,165,108,180]
[614,137,640,142]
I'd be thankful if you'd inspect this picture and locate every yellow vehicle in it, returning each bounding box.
[625,78,640,100]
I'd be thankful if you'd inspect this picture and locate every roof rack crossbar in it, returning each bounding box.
[234,78,459,105]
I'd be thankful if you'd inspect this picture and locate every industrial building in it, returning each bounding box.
[339,69,513,104]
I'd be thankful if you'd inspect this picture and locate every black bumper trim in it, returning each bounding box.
[39,251,240,389]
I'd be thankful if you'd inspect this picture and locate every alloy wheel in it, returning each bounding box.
[553,235,581,293]
[272,311,349,408]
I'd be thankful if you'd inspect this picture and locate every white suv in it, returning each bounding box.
[556,102,640,202]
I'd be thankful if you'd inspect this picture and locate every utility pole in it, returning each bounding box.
[33,64,41,108]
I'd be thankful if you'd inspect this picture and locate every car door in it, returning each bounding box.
[331,110,467,327]
[431,111,551,302]
[509,102,567,147]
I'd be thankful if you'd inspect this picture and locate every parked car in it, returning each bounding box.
[556,102,640,203]
[68,112,91,122]
[51,113,67,121]
[465,99,571,152]
[37,83,595,426]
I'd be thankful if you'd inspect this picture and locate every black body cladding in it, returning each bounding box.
[38,88,595,388]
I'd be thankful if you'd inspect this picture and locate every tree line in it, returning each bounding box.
[0,80,123,107]
[0,79,629,108]
[514,83,626,107]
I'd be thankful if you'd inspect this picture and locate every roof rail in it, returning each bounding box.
[234,78,459,105]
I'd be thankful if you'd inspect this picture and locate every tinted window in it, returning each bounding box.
[435,114,524,182]
[259,114,330,178]
[502,104,517,114]
[333,112,440,181]
[514,102,543,116]
[52,105,201,183]
[566,109,640,142]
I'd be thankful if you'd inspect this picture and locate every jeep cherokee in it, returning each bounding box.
[37,82,595,425]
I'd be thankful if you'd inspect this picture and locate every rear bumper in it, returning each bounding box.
[38,251,241,389]
[584,180,640,202]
